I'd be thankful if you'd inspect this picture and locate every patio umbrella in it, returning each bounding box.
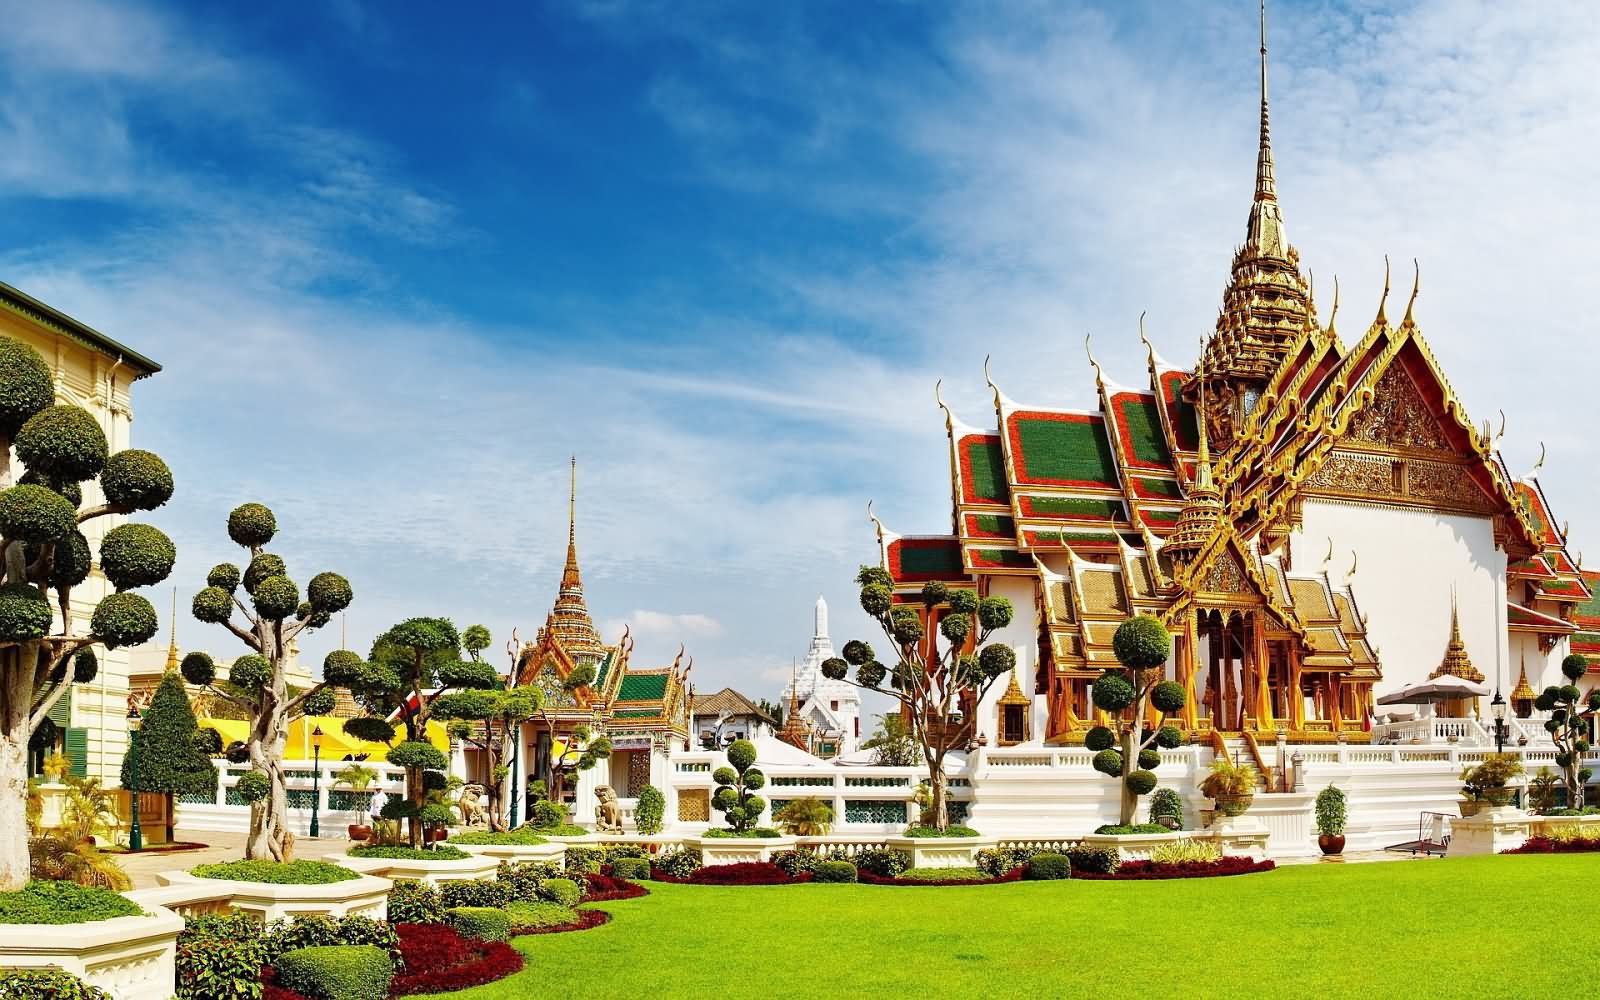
[1376,676,1489,706]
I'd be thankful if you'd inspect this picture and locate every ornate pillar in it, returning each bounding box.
[1288,645,1305,730]
[1252,618,1274,730]
[1328,674,1344,733]
[1180,613,1199,729]
[1222,614,1240,732]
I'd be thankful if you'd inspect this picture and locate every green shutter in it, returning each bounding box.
[65,728,89,778]
[48,693,72,728]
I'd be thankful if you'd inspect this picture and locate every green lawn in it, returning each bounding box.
[420,855,1598,999]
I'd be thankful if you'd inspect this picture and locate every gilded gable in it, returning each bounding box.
[1345,366,1451,452]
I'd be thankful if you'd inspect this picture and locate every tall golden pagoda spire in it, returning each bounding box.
[1192,0,1314,450]
[1429,591,1485,684]
[546,456,605,658]
[1165,362,1223,566]
[164,586,179,671]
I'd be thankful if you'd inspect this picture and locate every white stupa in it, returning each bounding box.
[781,596,861,757]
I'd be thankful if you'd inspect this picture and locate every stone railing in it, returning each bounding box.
[177,760,411,837]
[1372,716,1490,746]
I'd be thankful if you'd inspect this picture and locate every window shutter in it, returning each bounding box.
[48,693,72,728]
[65,727,89,778]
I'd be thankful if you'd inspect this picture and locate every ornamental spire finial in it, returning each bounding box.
[1255,0,1275,205]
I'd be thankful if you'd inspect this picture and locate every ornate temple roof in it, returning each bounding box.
[540,457,606,660]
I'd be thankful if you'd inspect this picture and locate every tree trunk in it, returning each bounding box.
[926,758,948,831]
[1,645,37,890]
[1118,727,1138,827]
[245,708,292,861]
[405,767,421,849]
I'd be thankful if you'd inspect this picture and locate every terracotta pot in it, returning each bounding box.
[348,824,373,841]
[1317,833,1345,855]
[1212,793,1253,817]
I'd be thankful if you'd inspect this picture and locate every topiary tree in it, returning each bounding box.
[0,337,175,890]
[711,738,765,833]
[432,628,542,833]
[1082,615,1184,827]
[634,784,665,835]
[1537,654,1599,807]
[181,502,354,860]
[341,618,498,846]
[121,672,217,839]
[824,567,1015,829]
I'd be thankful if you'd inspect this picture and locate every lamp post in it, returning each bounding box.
[1490,690,1508,755]
[125,706,143,851]
[309,726,324,838]
[508,736,520,829]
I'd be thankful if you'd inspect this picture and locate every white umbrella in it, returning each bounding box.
[1376,676,1489,706]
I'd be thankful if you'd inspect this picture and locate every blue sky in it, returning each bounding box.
[3,0,1598,712]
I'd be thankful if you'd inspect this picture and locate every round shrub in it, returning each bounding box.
[100,449,174,511]
[72,647,98,683]
[1113,615,1172,669]
[19,470,81,508]
[308,571,353,613]
[1155,724,1184,749]
[1027,852,1071,880]
[180,651,216,687]
[89,591,157,648]
[820,656,848,681]
[531,799,568,829]
[228,502,276,547]
[98,523,176,591]
[1091,748,1123,776]
[889,607,924,644]
[273,944,394,1000]
[1138,748,1162,770]
[251,574,299,620]
[234,770,271,803]
[859,582,892,616]
[0,583,52,642]
[977,596,1014,631]
[1125,769,1159,795]
[388,740,449,772]
[612,856,651,880]
[1150,680,1187,714]
[842,639,873,665]
[1085,726,1116,752]
[1092,672,1136,713]
[978,643,1017,679]
[300,688,336,716]
[814,860,858,883]
[538,877,581,908]
[229,654,271,693]
[939,611,970,645]
[948,588,979,614]
[387,880,445,924]
[191,585,233,624]
[16,404,107,482]
[446,906,510,943]
[243,553,286,593]
[1563,653,1588,681]
[726,739,757,771]
[653,849,702,879]
[48,529,92,589]
[0,968,111,999]
[857,661,887,687]
[0,483,77,543]
[0,338,55,436]
[344,716,396,745]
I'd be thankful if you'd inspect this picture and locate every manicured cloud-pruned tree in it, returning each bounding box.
[712,738,766,833]
[181,502,354,860]
[122,671,217,839]
[0,337,174,890]
[1083,615,1185,827]
[342,617,498,845]
[822,567,1015,830]
[1537,654,1600,807]
[433,624,544,832]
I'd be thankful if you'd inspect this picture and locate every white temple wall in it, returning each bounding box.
[973,576,1041,745]
[1509,631,1563,698]
[1298,500,1510,694]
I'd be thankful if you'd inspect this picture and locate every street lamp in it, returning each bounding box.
[309,726,324,838]
[1490,690,1508,754]
[508,737,520,829]
[125,706,143,851]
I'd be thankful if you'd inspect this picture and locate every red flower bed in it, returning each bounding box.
[512,908,612,935]
[1074,857,1276,880]
[260,968,310,1000]
[858,867,1025,886]
[651,861,813,885]
[584,871,650,900]
[389,923,524,996]
[1504,836,1600,854]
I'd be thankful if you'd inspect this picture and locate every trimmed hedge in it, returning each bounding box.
[1504,836,1600,854]
[386,881,446,925]
[814,860,858,883]
[0,968,112,1000]
[702,827,782,838]
[445,906,510,943]
[1027,853,1072,880]
[611,856,651,880]
[0,880,142,924]
[447,826,550,846]
[273,945,394,1000]
[438,879,510,910]
[1074,857,1276,880]
[1094,824,1170,835]
[1064,846,1120,875]
[654,862,810,885]
[538,877,582,908]
[347,845,470,861]
[505,900,580,930]
[901,825,982,838]
[858,866,1025,887]
[192,860,361,884]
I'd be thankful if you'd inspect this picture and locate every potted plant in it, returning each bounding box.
[1200,756,1260,817]
[1314,785,1346,855]
[41,750,71,785]
[1149,788,1183,831]
[333,763,381,841]
[1458,753,1524,817]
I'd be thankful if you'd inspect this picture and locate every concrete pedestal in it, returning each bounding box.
[1448,806,1531,857]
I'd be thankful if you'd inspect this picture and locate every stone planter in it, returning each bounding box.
[153,870,392,922]
[450,841,570,866]
[1210,793,1254,817]
[0,908,182,1000]
[337,852,499,885]
[1448,806,1532,857]
[1079,830,1192,861]
[884,836,997,869]
[1458,799,1486,818]
[1528,813,1600,837]
[689,835,796,866]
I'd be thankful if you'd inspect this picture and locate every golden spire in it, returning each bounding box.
[1254,0,1275,206]
[1429,591,1485,683]
[546,456,604,657]
[1164,363,1223,565]
[1511,656,1536,703]
[164,586,179,671]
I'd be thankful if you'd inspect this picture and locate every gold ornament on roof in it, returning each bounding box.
[545,456,605,658]
[1429,594,1485,684]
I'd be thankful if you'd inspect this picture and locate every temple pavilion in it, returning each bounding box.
[869,6,1594,750]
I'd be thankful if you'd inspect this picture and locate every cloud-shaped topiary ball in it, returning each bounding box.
[100,449,174,511]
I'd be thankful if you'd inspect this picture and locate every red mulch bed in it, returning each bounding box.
[1074,857,1276,880]
[651,861,813,885]
[858,867,1026,886]
[511,908,612,936]
[1504,836,1600,854]
[585,871,650,900]
[388,923,524,996]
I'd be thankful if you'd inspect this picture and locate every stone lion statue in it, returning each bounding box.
[459,784,489,829]
[594,784,624,833]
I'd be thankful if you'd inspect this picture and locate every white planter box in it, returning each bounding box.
[884,836,997,869]
[450,842,569,866]
[0,909,181,1000]
[1527,813,1600,837]
[337,852,500,885]
[1082,818,1270,861]
[689,835,796,865]
[1449,806,1532,857]
[152,870,392,922]
[1079,830,1192,861]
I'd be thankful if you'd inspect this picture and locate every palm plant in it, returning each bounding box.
[773,797,835,836]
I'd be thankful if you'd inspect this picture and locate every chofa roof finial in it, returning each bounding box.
[1374,255,1391,327]
[1402,258,1420,326]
